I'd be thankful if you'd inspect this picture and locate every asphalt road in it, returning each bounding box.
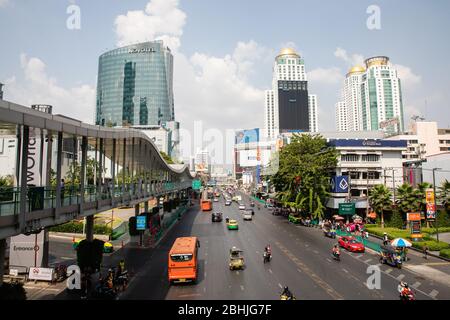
[118,192,450,300]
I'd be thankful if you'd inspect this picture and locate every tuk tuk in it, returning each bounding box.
[323,226,336,239]
[229,247,245,270]
[379,245,403,269]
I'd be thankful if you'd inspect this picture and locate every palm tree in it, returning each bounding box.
[396,183,421,215]
[438,180,450,210]
[369,184,393,228]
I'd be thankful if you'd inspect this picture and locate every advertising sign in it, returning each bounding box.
[331,176,349,193]
[136,216,147,231]
[235,128,259,144]
[339,203,355,215]
[28,267,54,281]
[425,188,436,220]
[9,231,45,268]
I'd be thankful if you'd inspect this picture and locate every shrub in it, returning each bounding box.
[49,222,111,235]
[440,249,450,259]
[412,240,450,251]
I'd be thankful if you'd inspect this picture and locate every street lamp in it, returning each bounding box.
[432,168,442,242]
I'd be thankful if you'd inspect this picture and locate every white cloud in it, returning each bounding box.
[4,54,96,124]
[307,67,344,84]
[0,0,9,8]
[114,0,186,51]
[394,64,421,86]
[334,47,365,66]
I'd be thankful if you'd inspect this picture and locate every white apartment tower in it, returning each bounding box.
[335,101,348,131]
[264,48,318,138]
[336,56,405,133]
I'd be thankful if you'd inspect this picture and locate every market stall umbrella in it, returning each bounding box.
[333,216,345,221]
[391,238,412,248]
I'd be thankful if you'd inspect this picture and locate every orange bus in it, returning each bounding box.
[200,190,212,211]
[168,237,200,284]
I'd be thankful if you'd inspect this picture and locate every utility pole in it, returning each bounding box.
[433,168,441,242]
[392,168,396,203]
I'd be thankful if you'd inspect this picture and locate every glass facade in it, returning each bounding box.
[95,41,174,127]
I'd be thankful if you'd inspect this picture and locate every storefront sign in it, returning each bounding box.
[28,267,54,281]
[407,212,421,221]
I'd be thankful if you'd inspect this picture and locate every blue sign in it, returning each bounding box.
[235,128,259,144]
[328,139,407,148]
[331,176,349,193]
[136,216,147,231]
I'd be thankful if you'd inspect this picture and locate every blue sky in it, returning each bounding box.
[1,0,450,160]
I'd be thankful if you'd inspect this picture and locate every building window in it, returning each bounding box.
[362,154,380,162]
[341,154,359,162]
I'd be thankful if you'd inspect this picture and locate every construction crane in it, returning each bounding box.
[411,115,425,121]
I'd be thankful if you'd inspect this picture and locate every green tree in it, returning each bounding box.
[438,179,450,211]
[271,134,338,220]
[396,183,420,217]
[369,184,393,228]
[388,209,404,229]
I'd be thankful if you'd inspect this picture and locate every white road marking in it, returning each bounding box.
[313,250,319,254]
[236,271,239,275]
[396,274,405,281]
[205,260,208,265]
[268,269,273,274]
[412,282,421,289]
[240,285,245,291]
[429,290,439,298]
[326,258,332,263]
[355,255,363,259]
[278,283,283,289]
[364,259,372,263]
[297,268,302,273]
[204,272,207,278]
[203,288,206,293]
[342,268,349,273]
[385,268,393,274]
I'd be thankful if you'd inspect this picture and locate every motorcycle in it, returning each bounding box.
[93,282,117,300]
[115,270,129,291]
[280,292,296,300]
[400,290,415,301]
[263,251,272,263]
[332,251,341,261]
[54,264,68,282]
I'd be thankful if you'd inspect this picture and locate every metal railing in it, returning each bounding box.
[0,181,191,217]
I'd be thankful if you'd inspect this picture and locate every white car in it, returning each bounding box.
[213,198,219,202]
[243,211,253,220]
[239,204,246,210]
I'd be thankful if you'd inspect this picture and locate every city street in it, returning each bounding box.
[120,193,450,300]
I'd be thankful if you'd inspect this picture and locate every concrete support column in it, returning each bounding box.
[97,138,104,201]
[122,139,126,196]
[85,215,94,242]
[19,125,30,231]
[144,201,149,212]
[0,238,6,287]
[80,136,87,213]
[135,203,140,216]
[55,132,63,214]
[111,139,116,207]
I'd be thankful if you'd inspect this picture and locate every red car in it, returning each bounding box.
[338,236,365,253]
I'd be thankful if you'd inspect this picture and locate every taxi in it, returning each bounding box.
[227,219,239,230]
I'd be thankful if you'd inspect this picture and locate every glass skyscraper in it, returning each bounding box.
[95,41,174,127]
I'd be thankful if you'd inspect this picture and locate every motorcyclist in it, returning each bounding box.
[332,245,341,258]
[264,245,272,260]
[281,286,293,300]
[398,282,414,300]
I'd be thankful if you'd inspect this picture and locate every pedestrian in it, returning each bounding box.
[423,245,429,259]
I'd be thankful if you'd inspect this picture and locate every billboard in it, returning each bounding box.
[330,176,349,193]
[425,188,436,220]
[238,149,272,167]
[235,128,259,144]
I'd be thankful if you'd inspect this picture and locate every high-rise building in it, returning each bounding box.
[361,56,404,132]
[95,41,174,127]
[195,149,210,173]
[0,83,4,100]
[335,101,347,131]
[336,56,405,133]
[308,94,319,133]
[264,48,319,138]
